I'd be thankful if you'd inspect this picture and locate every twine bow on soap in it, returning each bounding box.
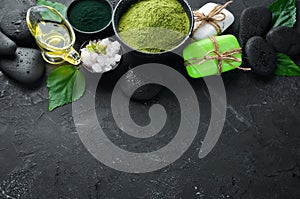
[193,0,233,35]
[185,36,251,74]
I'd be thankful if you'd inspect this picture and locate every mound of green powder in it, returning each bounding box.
[118,0,190,53]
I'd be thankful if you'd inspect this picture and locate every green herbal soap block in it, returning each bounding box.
[183,35,242,78]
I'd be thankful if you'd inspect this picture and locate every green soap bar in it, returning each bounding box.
[183,35,242,78]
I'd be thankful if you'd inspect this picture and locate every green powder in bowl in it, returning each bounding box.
[118,0,190,53]
[67,0,112,33]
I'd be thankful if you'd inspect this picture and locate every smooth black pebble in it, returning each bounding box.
[0,10,34,47]
[0,47,45,83]
[0,31,17,56]
[239,7,272,47]
[266,26,300,56]
[120,70,162,101]
[245,36,276,76]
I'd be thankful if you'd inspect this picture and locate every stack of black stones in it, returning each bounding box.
[0,1,45,85]
[239,7,300,76]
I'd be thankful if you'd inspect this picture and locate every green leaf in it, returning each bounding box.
[274,53,300,76]
[85,41,107,54]
[47,65,86,111]
[269,0,296,28]
[37,0,67,21]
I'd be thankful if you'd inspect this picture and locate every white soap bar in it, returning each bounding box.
[193,3,234,40]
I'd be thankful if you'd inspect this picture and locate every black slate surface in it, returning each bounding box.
[0,0,300,198]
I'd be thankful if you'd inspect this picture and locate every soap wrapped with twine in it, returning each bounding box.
[192,1,235,40]
[183,35,250,78]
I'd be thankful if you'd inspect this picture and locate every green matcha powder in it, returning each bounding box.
[118,0,190,53]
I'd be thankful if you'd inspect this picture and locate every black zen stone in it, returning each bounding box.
[239,7,272,47]
[0,31,17,56]
[0,47,45,83]
[266,26,300,56]
[0,10,34,47]
[245,36,276,76]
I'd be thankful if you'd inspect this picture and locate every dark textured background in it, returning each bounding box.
[0,0,300,198]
